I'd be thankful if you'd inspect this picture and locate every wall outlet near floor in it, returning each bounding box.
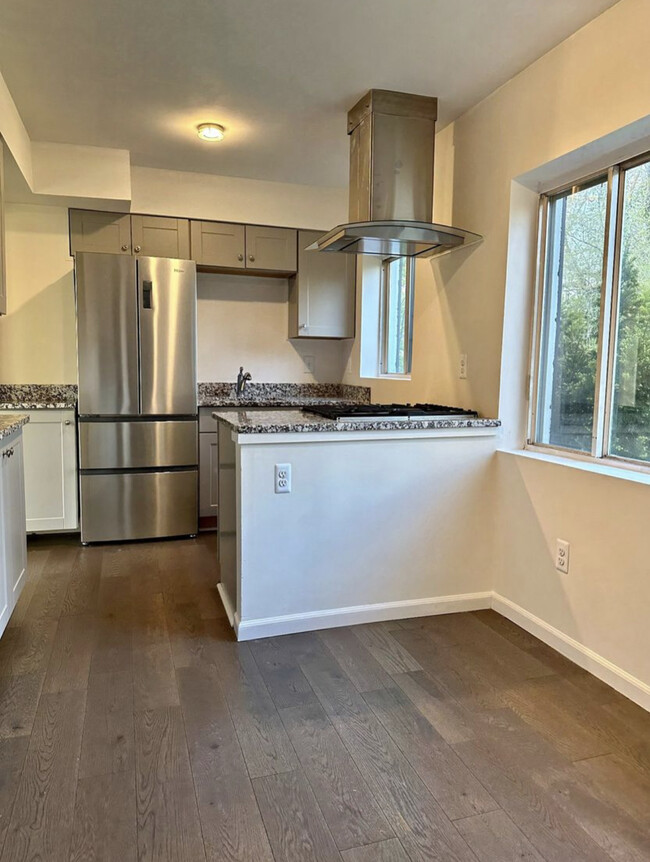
[459,353,468,379]
[555,539,570,573]
[275,463,292,494]
[304,355,315,375]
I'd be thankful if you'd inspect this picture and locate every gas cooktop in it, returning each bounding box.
[304,403,479,421]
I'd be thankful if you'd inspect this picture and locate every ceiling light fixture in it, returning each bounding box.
[197,123,225,142]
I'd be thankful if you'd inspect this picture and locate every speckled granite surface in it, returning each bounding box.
[198,382,371,407]
[0,413,29,441]
[0,384,77,409]
[212,409,501,435]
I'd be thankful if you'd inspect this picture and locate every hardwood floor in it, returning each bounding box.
[0,534,648,861]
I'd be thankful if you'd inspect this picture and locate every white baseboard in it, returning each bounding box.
[216,583,235,627]
[492,593,650,712]
[234,591,493,641]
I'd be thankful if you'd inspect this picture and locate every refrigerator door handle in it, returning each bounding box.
[142,279,153,309]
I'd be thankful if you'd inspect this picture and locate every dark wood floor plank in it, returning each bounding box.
[280,701,394,851]
[79,669,135,779]
[6,547,49,629]
[351,622,423,675]
[61,549,101,616]
[209,634,298,778]
[165,600,207,669]
[177,663,275,862]
[298,647,478,862]
[0,736,29,852]
[43,612,97,693]
[135,705,192,786]
[253,769,342,862]
[0,690,86,862]
[22,544,77,622]
[575,752,650,822]
[136,776,206,862]
[363,685,498,821]
[249,635,319,709]
[92,572,134,676]
[70,772,137,862]
[391,670,476,744]
[0,617,58,677]
[132,592,169,650]
[0,672,43,739]
[454,809,545,861]
[318,628,392,693]
[340,838,412,861]
[133,642,180,711]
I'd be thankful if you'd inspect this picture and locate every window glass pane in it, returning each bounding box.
[609,160,650,462]
[536,178,608,451]
[383,257,412,375]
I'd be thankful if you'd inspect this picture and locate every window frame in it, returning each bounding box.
[379,256,415,378]
[528,150,650,471]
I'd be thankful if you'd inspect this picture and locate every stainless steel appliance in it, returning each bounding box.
[75,252,198,543]
[304,403,479,421]
[309,89,482,259]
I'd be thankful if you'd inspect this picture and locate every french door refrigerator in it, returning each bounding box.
[75,252,198,543]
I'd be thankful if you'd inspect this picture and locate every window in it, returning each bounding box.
[380,257,414,376]
[530,152,650,467]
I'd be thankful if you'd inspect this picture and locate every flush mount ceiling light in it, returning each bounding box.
[197,122,225,142]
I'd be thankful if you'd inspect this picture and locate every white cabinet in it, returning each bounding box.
[22,410,78,532]
[199,432,219,517]
[0,431,27,636]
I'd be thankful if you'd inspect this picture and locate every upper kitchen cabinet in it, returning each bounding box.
[289,229,356,339]
[191,221,246,269]
[190,220,297,273]
[0,138,7,316]
[70,209,132,255]
[131,214,190,259]
[245,225,297,272]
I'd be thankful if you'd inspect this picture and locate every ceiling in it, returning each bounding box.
[0,0,621,188]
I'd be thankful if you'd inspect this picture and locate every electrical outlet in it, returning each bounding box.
[275,463,291,494]
[555,539,570,573]
[304,355,315,375]
[459,353,468,379]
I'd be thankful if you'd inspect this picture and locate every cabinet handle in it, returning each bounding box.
[248,255,255,262]
[121,244,129,252]
[237,254,244,261]
[134,245,141,253]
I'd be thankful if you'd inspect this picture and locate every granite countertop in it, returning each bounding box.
[212,409,501,435]
[0,384,77,410]
[198,382,371,408]
[0,413,29,441]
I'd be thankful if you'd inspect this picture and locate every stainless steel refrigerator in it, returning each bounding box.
[75,252,198,543]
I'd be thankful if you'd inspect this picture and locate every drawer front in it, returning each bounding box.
[79,420,197,469]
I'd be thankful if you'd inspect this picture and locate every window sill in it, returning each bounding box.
[498,445,650,487]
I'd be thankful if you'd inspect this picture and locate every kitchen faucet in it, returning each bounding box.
[236,366,252,397]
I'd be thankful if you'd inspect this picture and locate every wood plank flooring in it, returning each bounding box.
[0,534,648,861]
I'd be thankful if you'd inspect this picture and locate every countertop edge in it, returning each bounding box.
[0,414,30,441]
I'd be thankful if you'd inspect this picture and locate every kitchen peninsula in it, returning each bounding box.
[214,407,500,640]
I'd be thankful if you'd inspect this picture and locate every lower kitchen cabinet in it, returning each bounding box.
[22,410,78,532]
[199,431,219,518]
[0,430,27,637]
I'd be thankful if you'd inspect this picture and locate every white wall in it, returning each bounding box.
[0,169,350,384]
[197,272,350,383]
[418,0,650,700]
[0,204,76,383]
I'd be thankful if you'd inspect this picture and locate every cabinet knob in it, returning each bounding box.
[134,245,142,253]
[237,254,244,261]
[121,244,129,252]
[64,420,72,426]
[299,323,307,329]
[248,255,255,262]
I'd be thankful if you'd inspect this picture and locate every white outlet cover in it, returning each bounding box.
[304,355,315,374]
[275,463,291,494]
[556,538,570,573]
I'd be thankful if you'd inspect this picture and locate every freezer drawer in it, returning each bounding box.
[79,419,197,469]
[80,469,198,542]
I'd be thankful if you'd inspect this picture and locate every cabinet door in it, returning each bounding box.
[289,229,356,338]
[245,225,297,272]
[0,435,27,629]
[199,432,219,517]
[69,209,132,255]
[0,138,6,316]
[22,410,78,531]
[190,221,245,268]
[131,215,190,259]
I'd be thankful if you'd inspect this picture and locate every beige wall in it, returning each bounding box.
[0,171,350,384]
[424,0,650,696]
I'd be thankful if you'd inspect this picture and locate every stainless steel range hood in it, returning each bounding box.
[309,89,481,258]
